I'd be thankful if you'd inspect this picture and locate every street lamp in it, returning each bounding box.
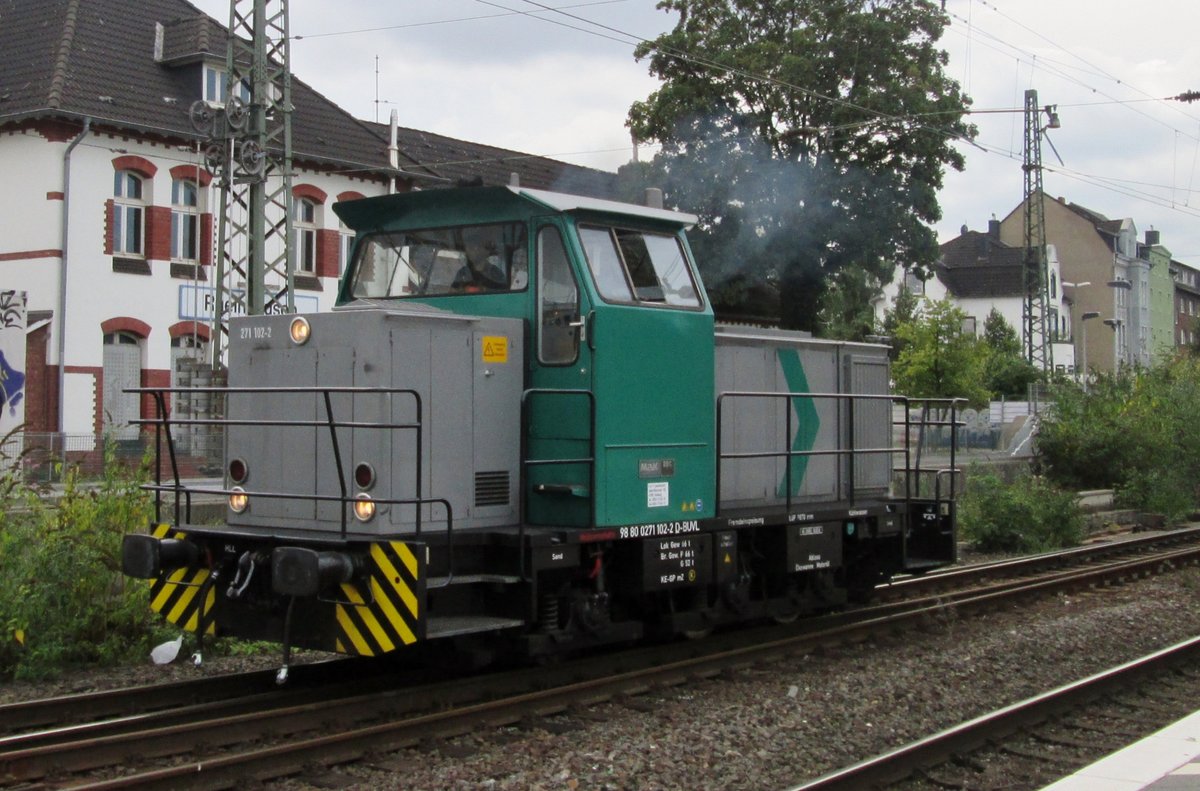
[1103,317,1124,367]
[1079,311,1100,389]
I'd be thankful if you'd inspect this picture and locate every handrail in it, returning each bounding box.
[519,387,596,580]
[715,390,964,517]
[129,384,426,540]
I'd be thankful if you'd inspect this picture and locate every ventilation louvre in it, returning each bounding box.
[474,471,510,507]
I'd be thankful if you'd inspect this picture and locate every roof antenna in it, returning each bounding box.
[373,56,393,123]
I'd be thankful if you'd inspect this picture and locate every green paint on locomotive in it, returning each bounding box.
[775,349,821,498]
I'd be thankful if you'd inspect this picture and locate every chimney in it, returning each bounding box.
[644,188,664,210]
[1145,229,1161,246]
[988,218,1000,239]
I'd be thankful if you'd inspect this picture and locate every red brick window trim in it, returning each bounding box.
[169,321,211,341]
[293,183,328,204]
[169,164,214,188]
[111,155,157,180]
[101,317,151,338]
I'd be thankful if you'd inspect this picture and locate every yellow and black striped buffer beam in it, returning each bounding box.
[334,541,425,657]
[148,523,215,635]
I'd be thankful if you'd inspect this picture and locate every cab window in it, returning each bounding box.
[579,225,701,308]
[538,227,580,365]
[349,223,527,298]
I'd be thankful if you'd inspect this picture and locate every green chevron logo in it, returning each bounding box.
[776,349,820,497]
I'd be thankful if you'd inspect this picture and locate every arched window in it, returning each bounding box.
[1050,272,1057,299]
[293,197,318,273]
[113,171,145,256]
[170,334,209,452]
[171,178,200,262]
[102,331,142,440]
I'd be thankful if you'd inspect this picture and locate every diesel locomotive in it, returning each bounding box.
[122,185,959,676]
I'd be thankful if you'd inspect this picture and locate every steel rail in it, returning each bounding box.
[0,659,362,737]
[880,525,1200,600]
[40,543,1200,790]
[786,635,1200,791]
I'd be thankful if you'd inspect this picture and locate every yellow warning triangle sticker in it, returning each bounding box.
[723,553,732,564]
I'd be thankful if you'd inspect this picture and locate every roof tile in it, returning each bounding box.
[0,0,612,196]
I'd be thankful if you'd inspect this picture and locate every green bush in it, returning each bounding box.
[959,469,1085,553]
[0,440,171,680]
[1037,355,1200,520]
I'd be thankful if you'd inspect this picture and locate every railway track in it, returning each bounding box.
[3,527,1198,790]
[791,635,1200,791]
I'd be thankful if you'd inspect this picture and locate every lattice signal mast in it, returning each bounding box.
[1021,89,1059,371]
[190,0,294,368]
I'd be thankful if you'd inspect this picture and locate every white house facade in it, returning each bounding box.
[0,0,614,452]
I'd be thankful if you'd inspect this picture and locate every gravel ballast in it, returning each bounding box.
[5,565,1200,790]
[350,569,1200,791]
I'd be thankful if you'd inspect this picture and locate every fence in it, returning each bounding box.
[893,397,1043,454]
[0,431,224,484]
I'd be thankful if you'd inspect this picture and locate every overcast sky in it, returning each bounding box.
[186,0,1200,263]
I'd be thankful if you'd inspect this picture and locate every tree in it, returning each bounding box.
[981,308,1020,357]
[980,308,1038,398]
[627,0,973,330]
[879,284,920,361]
[892,299,989,407]
[1037,356,1200,519]
[817,263,881,340]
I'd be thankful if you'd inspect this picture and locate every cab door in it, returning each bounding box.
[525,221,596,526]
[571,221,715,528]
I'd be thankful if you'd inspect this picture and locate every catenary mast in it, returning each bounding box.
[1021,88,1053,371]
[190,0,294,368]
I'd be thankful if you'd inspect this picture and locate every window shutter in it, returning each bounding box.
[146,206,172,261]
[200,213,214,265]
[316,229,339,278]
[104,199,115,255]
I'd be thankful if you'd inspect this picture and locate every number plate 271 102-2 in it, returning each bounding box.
[239,326,272,340]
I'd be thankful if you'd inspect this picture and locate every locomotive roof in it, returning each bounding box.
[333,185,698,232]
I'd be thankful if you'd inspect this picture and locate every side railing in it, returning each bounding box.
[128,385,453,553]
[715,391,964,516]
[894,396,965,513]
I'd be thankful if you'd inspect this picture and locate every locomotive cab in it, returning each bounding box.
[334,186,718,531]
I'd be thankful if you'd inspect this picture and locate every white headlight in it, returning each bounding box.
[353,493,376,522]
[289,317,311,345]
[229,486,249,514]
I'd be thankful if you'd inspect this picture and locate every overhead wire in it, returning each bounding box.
[207,0,1200,239]
[968,0,1200,128]
[289,0,631,41]
[943,6,1200,143]
[507,0,1200,230]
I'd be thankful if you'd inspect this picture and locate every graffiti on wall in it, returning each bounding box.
[0,291,27,428]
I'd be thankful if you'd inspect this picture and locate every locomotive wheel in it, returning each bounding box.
[771,609,801,625]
